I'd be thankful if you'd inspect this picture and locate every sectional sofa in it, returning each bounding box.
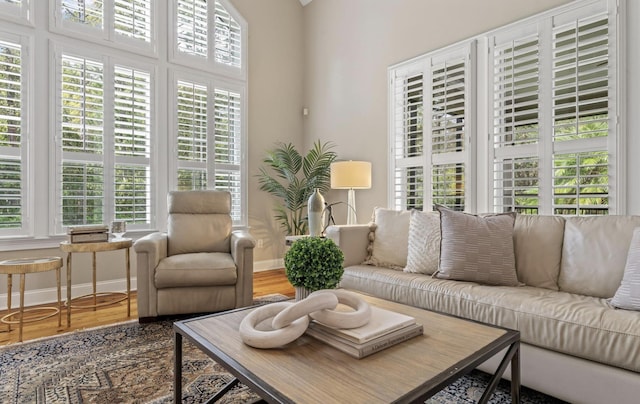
[326,208,640,404]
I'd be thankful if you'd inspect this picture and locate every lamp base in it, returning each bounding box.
[346,188,357,225]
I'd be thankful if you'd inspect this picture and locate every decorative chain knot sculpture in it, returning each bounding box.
[239,289,372,349]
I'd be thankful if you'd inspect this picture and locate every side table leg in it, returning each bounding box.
[174,332,183,403]
[92,252,97,310]
[56,267,62,327]
[18,273,25,342]
[67,252,72,327]
[126,247,131,317]
[6,274,11,333]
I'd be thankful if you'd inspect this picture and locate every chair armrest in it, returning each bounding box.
[133,232,168,318]
[231,230,256,307]
[325,225,371,267]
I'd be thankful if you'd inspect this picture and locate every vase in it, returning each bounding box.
[308,188,325,237]
[294,286,312,301]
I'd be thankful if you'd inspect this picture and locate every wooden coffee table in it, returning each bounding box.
[174,292,520,403]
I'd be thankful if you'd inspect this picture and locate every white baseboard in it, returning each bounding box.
[254,258,284,272]
[1,261,283,309]
[0,278,138,310]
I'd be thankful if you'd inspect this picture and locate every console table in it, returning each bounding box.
[60,238,132,327]
[0,256,63,342]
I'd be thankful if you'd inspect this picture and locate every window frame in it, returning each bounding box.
[0,0,33,26]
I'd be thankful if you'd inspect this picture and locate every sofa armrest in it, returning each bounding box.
[133,232,168,318]
[325,225,370,267]
[231,230,256,307]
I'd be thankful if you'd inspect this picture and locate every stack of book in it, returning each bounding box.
[67,224,109,243]
[305,306,423,359]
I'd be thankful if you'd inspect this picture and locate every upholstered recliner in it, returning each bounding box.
[134,190,255,321]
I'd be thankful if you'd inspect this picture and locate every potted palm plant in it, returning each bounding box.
[284,236,344,300]
[257,140,337,235]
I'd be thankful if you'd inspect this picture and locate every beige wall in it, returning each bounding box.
[232,0,305,264]
[301,0,574,223]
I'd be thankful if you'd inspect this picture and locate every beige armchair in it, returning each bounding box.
[134,190,255,321]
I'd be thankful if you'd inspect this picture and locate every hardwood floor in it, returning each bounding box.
[0,268,294,346]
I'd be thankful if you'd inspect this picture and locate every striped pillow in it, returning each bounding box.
[610,228,640,310]
[434,206,519,286]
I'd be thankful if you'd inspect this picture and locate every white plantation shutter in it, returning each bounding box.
[491,25,542,214]
[176,0,208,58]
[176,79,208,190]
[59,54,105,226]
[114,0,152,42]
[114,65,151,224]
[390,43,474,212]
[214,1,241,69]
[213,88,241,220]
[391,62,425,211]
[551,13,611,214]
[428,47,472,211]
[0,38,23,230]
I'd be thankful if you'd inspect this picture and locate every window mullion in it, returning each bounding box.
[539,17,554,215]
[103,57,115,225]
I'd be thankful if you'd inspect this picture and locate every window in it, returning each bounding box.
[0,35,26,233]
[389,0,620,216]
[0,0,32,24]
[172,73,244,223]
[390,43,475,212]
[0,2,248,247]
[54,0,154,54]
[170,0,246,78]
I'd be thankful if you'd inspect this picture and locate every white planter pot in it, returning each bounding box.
[294,286,312,301]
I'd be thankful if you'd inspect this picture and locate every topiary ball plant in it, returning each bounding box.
[284,237,345,293]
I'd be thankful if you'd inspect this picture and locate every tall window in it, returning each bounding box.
[389,0,620,216]
[0,1,248,245]
[173,75,243,222]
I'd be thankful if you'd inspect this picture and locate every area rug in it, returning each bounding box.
[1,295,566,404]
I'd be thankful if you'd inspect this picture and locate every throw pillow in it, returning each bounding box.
[434,206,520,286]
[610,227,640,310]
[404,210,441,275]
[363,207,410,270]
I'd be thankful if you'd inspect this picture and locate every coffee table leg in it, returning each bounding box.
[479,341,520,404]
[18,273,25,342]
[6,274,11,333]
[511,341,521,403]
[175,331,183,403]
[126,247,131,317]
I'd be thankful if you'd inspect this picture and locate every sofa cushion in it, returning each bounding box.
[339,265,640,373]
[610,227,640,310]
[435,207,519,286]
[155,252,237,288]
[363,207,410,270]
[559,216,640,298]
[513,215,565,290]
[404,210,440,275]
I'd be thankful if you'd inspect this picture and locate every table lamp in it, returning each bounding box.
[330,161,372,225]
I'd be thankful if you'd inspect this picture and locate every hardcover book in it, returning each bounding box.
[311,306,417,344]
[306,322,424,359]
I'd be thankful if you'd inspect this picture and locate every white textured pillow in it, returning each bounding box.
[610,228,640,310]
[363,207,410,270]
[435,206,519,286]
[404,210,441,275]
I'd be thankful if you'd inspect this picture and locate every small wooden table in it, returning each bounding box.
[0,257,63,342]
[60,238,132,327]
[174,292,520,403]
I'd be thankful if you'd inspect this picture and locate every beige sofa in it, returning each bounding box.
[326,213,640,404]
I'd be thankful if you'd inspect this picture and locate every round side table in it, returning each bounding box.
[59,238,132,327]
[0,257,63,342]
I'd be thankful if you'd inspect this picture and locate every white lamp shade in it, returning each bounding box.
[330,161,372,189]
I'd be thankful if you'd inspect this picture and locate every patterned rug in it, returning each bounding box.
[1,295,566,404]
